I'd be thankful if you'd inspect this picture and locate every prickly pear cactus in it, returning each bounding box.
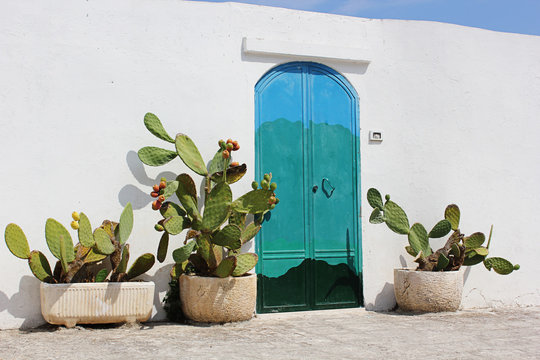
[138,114,279,279]
[3,203,155,283]
[366,188,519,275]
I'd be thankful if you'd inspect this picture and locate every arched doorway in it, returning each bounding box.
[255,62,362,312]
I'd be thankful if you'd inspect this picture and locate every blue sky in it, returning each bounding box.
[189,0,540,36]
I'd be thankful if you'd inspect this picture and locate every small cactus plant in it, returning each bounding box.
[367,188,519,274]
[138,113,278,279]
[4,203,155,283]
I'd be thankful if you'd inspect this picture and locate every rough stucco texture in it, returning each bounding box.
[1,0,539,328]
[394,269,463,312]
[180,274,257,323]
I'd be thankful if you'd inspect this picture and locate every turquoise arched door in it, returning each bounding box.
[255,62,362,313]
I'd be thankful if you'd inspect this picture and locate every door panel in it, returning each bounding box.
[309,68,360,308]
[255,62,361,313]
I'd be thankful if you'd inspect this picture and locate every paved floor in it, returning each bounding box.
[1,307,539,360]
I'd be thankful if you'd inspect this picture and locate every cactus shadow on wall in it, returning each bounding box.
[0,290,8,312]
[5,276,44,329]
[119,150,177,209]
[136,263,174,321]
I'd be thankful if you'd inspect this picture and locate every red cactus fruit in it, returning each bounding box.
[153,184,160,192]
[222,150,230,159]
[152,201,162,210]
[151,192,159,198]
[230,162,239,167]
[159,181,167,189]
[226,138,233,144]
[158,195,165,202]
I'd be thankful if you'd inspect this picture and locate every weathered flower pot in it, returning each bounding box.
[180,273,256,323]
[40,282,155,328]
[394,268,463,312]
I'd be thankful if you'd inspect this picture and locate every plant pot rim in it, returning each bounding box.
[394,268,463,273]
[180,273,256,279]
[40,281,155,288]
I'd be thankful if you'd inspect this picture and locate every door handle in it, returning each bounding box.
[322,178,335,197]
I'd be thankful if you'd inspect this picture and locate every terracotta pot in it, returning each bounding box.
[393,268,463,312]
[40,282,154,327]
[180,273,256,323]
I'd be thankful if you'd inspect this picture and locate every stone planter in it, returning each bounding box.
[393,268,463,312]
[40,282,155,327]
[180,273,256,323]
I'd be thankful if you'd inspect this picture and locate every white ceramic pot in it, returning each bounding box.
[40,282,155,327]
[180,273,256,323]
[393,268,463,312]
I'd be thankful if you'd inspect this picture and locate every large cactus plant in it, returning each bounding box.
[367,188,519,275]
[137,113,278,279]
[4,203,155,283]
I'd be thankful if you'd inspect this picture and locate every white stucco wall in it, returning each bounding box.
[1,0,539,329]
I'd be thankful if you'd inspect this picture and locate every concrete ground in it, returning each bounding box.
[1,307,539,360]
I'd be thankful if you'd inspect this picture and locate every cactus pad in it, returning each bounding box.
[241,222,261,244]
[115,244,130,274]
[28,250,53,283]
[95,268,109,282]
[436,253,450,270]
[144,112,175,143]
[45,218,75,262]
[383,201,410,235]
[211,164,247,184]
[160,202,187,218]
[232,189,273,214]
[369,208,384,224]
[126,253,155,280]
[408,223,431,256]
[176,173,200,220]
[117,203,133,245]
[405,245,417,257]
[214,256,237,278]
[450,243,461,258]
[84,248,107,263]
[232,253,258,276]
[202,182,232,231]
[197,235,216,269]
[77,213,95,248]
[463,253,485,266]
[163,216,187,235]
[444,204,460,231]
[172,240,197,264]
[367,188,384,210]
[162,180,179,199]
[59,235,70,273]
[464,232,485,249]
[157,232,169,263]
[93,228,115,255]
[5,223,30,259]
[138,146,178,166]
[175,134,208,176]
[208,149,229,176]
[484,257,516,275]
[474,247,489,256]
[229,210,247,227]
[212,224,242,250]
[428,219,452,238]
